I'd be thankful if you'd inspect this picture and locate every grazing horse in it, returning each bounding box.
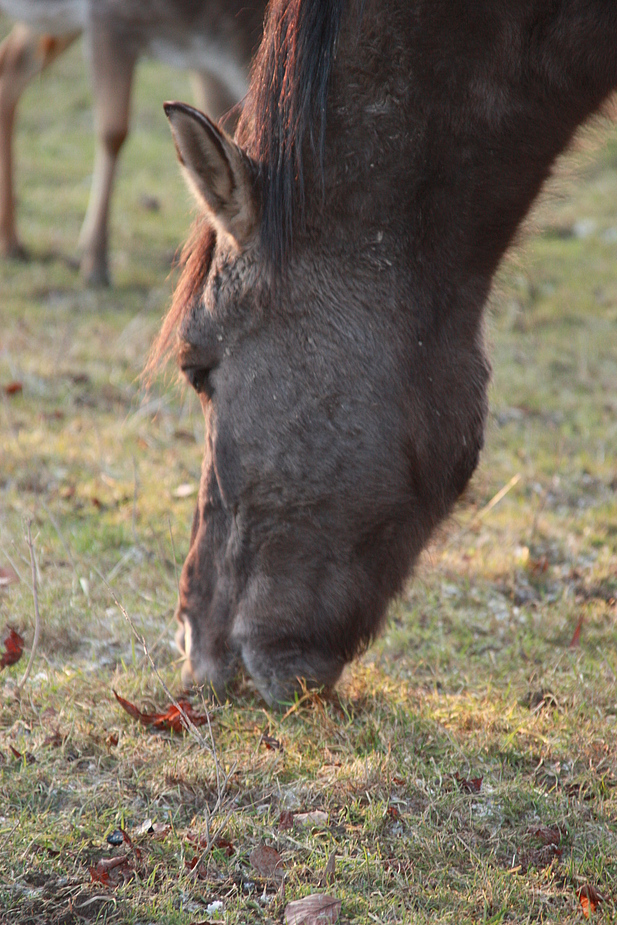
[154,0,617,705]
[0,0,266,284]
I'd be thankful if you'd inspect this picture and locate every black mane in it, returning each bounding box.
[239,0,350,266]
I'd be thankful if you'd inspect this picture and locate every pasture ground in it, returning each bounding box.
[0,28,616,925]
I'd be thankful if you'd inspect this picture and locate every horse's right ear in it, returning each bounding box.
[164,101,259,247]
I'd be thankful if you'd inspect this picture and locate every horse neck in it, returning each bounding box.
[305,0,617,325]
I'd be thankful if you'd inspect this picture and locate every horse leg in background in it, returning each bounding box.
[78,27,136,287]
[0,24,78,258]
[190,70,242,131]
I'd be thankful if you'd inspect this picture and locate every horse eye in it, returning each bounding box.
[183,365,214,399]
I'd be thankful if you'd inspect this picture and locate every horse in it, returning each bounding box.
[152,0,617,705]
[0,0,266,285]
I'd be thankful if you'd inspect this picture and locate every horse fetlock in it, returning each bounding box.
[0,231,26,260]
[79,249,110,287]
[100,127,128,159]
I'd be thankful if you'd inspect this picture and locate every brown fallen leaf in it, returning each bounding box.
[186,832,235,856]
[42,730,64,748]
[250,844,284,880]
[383,858,414,875]
[113,690,210,733]
[0,566,19,588]
[529,555,549,575]
[284,893,341,925]
[89,854,133,887]
[0,628,25,669]
[528,824,563,845]
[518,843,562,873]
[185,855,207,879]
[279,810,295,830]
[9,744,35,764]
[4,381,23,395]
[455,773,483,793]
[569,615,584,648]
[213,836,235,857]
[578,883,603,918]
[260,732,283,750]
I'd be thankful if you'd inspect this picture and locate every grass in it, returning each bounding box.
[0,23,616,925]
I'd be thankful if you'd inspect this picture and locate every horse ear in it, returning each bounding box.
[164,101,259,246]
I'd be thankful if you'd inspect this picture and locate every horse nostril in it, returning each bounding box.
[183,365,214,399]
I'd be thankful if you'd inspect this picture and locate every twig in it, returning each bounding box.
[94,567,208,747]
[474,472,522,521]
[95,569,232,831]
[136,609,177,664]
[187,804,237,881]
[17,521,42,693]
[445,472,522,547]
[0,541,26,585]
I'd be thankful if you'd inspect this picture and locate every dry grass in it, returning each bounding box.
[0,23,615,924]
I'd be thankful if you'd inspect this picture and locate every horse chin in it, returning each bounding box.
[237,637,346,709]
[176,612,235,702]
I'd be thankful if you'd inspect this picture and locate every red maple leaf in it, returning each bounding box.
[113,690,210,733]
[0,629,24,669]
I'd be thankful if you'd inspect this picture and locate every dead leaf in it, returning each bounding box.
[578,884,603,918]
[113,690,210,733]
[455,773,483,793]
[250,845,284,880]
[383,858,414,875]
[106,732,119,747]
[0,628,25,669]
[186,832,234,857]
[518,843,562,873]
[569,615,584,648]
[294,811,328,828]
[279,810,295,830]
[89,854,133,887]
[260,732,283,750]
[0,566,19,588]
[134,818,154,837]
[4,381,23,395]
[9,744,35,764]
[185,855,207,878]
[529,555,549,575]
[213,837,235,857]
[284,893,341,925]
[528,825,563,845]
[42,730,64,748]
